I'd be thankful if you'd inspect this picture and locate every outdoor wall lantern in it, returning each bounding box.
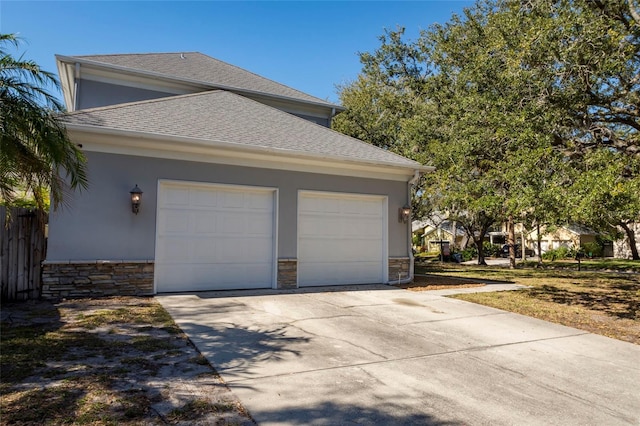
[399,204,411,223]
[130,185,143,215]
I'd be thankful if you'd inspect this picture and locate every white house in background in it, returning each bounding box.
[42,52,430,298]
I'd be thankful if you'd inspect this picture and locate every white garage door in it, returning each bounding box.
[298,191,386,286]
[155,181,275,292]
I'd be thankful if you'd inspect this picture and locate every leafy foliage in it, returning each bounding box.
[0,33,87,213]
[334,0,640,261]
[569,148,640,258]
[581,241,603,258]
[542,246,571,261]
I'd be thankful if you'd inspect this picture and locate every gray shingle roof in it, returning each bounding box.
[63,91,421,169]
[68,52,338,108]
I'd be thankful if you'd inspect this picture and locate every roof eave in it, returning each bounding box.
[64,122,430,175]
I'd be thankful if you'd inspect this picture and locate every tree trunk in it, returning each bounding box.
[507,216,516,269]
[536,223,543,266]
[475,234,487,265]
[620,221,640,260]
[474,221,492,266]
[451,220,458,250]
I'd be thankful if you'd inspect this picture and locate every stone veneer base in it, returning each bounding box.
[41,256,412,298]
[277,258,298,289]
[388,257,411,283]
[41,261,154,299]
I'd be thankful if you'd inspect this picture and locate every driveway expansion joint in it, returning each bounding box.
[223,331,593,384]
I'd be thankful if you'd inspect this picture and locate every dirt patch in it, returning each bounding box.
[395,274,487,291]
[0,297,254,425]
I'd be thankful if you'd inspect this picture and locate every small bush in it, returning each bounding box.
[542,246,571,261]
[581,242,603,258]
[542,248,555,260]
[483,242,502,257]
[460,247,477,262]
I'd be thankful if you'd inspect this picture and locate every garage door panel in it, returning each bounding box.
[299,261,383,286]
[193,211,218,233]
[299,196,340,213]
[163,187,190,206]
[249,237,275,254]
[192,188,219,207]
[156,263,271,292]
[159,210,190,233]
[355,243,384,260]
[156,182,275,292]
[343,200,366,214]
[216,213,244,234]
[248,216,273,235]
[298,216,334,236]
[298,192,386,287]
[249,192,275,209]
[301,240,382,263]
[219,191,245,208]
[156,237,190,261]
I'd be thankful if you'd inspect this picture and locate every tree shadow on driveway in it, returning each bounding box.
[175,319,310,378]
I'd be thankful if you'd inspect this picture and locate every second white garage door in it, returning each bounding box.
[155,181,276,292]
[298,191,387,286]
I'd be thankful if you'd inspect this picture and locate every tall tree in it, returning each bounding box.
[523,0,640,257]
[334,0,639,263]
[539,0,640,157]
[0,34,87,213]
[335,4,567,266]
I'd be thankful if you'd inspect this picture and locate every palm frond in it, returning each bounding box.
[0,33,87,216]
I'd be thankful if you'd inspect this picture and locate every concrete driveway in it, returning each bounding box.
[157,284,640,425]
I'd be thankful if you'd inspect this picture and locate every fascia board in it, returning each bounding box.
[66,124,431,180]
[57,55,207,95]
[242,94,338,119]
[78,69,199,95]
[55,55,344,112]
[56,60,76,111]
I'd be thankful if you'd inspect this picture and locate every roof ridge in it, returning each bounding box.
[61,52,339,108]
[66,90,225,115]
[73,52,201,58]
[195,54,331,104]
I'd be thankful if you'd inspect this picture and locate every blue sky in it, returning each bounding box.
[1,1,472,103]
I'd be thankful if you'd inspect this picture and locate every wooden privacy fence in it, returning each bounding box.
[1,206,47,301]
